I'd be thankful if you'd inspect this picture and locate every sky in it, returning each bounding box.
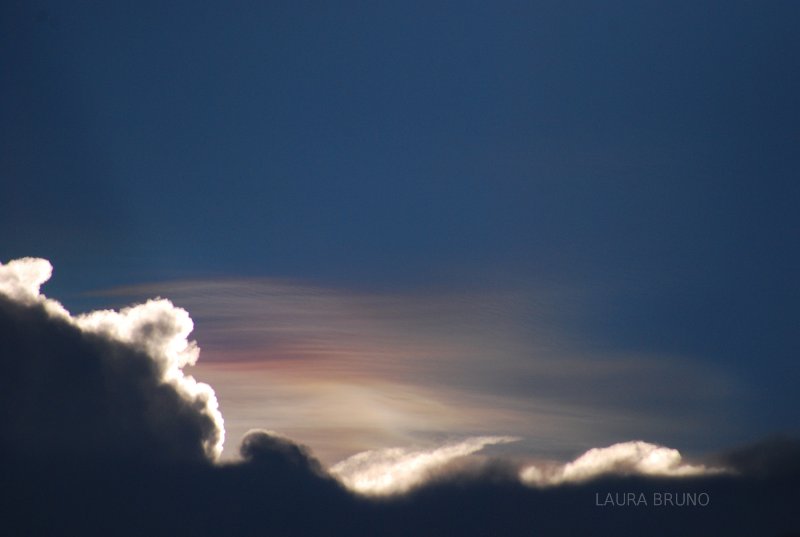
[2,1,799,535]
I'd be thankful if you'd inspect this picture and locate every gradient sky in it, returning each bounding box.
[2,1,799,462]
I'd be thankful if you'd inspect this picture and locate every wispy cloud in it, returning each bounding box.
[90,278,740,461]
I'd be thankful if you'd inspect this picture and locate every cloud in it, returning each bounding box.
[327,437,722,496]
[2,257,798,536]
[0,257,54,304]
[239,429,325,477]
[75,299,224,458]
[330,436,518,495]
[94,278,740,462]
[715,435,800,479]
[520,440,723,486]
[0,257,224,461]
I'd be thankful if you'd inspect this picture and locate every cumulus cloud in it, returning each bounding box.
[520,441,723,486]
[240,429,325,476]
[76,299,224,458]
[0,257,224,461]
[1,258,798,536]
[0,257,54,304]
[329,436,518,495]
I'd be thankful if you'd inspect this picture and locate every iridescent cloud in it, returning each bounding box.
[94,278,739,463]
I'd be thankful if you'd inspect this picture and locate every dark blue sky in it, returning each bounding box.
[2,2,799,443]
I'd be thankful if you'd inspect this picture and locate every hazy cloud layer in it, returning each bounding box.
[95,278,740,461]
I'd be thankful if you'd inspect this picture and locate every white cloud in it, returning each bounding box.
[0,257,69,317]
[0,257,53,303]
[520,441,724,486]
[329,436,518,496]
[331,438,727,497]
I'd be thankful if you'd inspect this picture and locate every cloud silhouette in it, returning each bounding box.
[1,257,798,537]
[240,429,326,476]
[0,257,223,462]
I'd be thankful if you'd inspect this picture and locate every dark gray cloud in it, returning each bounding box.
[0,290,218,464]
[716,436,800,479]
[0,257,224,462]
[1,258,798,537]
[239,429,326,477]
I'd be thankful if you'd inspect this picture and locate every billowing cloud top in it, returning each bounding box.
[0,257,54,304]
[0,257,224,461]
